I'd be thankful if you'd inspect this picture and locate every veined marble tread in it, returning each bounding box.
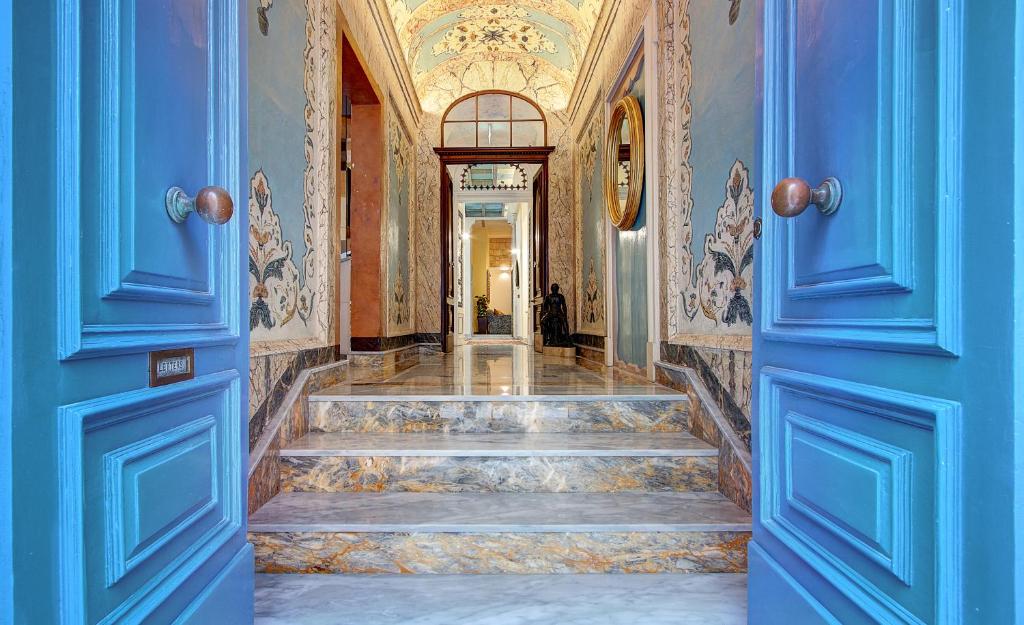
[248,491,751,533]
[281,432,717,457]
[254,573,748,624]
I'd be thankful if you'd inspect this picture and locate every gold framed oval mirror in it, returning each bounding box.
[603,95,645,230]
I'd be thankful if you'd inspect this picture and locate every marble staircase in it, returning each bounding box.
[249,392,751,575]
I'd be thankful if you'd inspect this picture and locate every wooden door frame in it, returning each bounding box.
[435,147,554,352]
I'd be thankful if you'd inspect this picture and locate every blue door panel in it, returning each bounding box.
[171,544,255,625]
[61,373,244,623]
[761,0,955,356]
[759,367,960,624]
[748,543,840,625]
[792,0,882,287]
[68,0,239,359]
[8,0,251,621]
[132,0,214,293]
[749,0,1022,622]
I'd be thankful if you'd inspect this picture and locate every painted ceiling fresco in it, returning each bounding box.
[385,0,605,112]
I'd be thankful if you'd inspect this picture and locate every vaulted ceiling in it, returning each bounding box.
[384,1,605,113]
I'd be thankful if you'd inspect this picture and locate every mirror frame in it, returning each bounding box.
[603,95,645,230]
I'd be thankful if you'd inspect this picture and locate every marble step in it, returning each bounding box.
[255,573,749,624]
[279,433,719,493]
[307,396,690,434]
[249,492,751,574]
[282,432,716,456]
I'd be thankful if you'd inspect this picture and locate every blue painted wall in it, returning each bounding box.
[248,0,308,264]
[688,1,756,269]
[614,59,648,370]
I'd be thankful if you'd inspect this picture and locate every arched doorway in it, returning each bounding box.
[434,91,553,352]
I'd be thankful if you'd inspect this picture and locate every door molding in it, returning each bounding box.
[759,367,963,623]
[435,146,554,352]
[55,0,243,361]
[57,372,243,624]
[759,0,964,357]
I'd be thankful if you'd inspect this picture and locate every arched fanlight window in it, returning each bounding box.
[441,91,547,148]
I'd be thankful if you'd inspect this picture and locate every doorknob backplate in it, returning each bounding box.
[770,177,842,218]
[166,186,235,225]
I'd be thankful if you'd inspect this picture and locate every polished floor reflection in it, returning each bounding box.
[322,345,682,398]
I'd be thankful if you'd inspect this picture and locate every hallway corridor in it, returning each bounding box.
[250,346,749,623]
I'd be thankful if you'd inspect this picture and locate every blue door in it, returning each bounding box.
[7,1,253,623]
[751,1,1020,623]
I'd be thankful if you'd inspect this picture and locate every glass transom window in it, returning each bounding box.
[441,91,547,148]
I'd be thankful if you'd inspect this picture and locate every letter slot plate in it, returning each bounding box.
[149,348,195,387]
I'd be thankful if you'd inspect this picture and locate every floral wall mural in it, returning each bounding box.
[248,170,315,332]
[658,0,755,425]
[566,0,754,421]
[248,0,334,348]
[247,0,339,452]
[385,104,416,337]
[575,94,606,336]
[687,161,754,329]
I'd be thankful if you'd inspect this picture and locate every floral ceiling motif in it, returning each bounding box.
[384,0,605,113]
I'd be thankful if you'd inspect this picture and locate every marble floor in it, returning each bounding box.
[252,344,748,621]
[323,344,683,398]
[253,573,748,624]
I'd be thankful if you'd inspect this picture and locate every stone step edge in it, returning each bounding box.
[248,522,752,533]
[279,448,719,458]
[307,394,690,403]
[247,492,751,534]
[280,433,716,458]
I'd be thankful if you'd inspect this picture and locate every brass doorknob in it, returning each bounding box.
[770,177,842,218]
[165,186,234,224]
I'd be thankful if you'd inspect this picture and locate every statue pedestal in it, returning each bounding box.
[542,346,576,360]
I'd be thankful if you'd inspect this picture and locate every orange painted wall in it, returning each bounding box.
[349,103,384,338]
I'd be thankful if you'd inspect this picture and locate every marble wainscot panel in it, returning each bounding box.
[249,344,342,451]
[281,455,717,493]
[248,357,350,514]
[655,361,751,512]
[346,342,433,380]
[308,399,690,433]
[660,341,751,444]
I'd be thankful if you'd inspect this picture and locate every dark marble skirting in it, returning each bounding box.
[572,333,606,349]
[351,334,418,352]
[659,342,750,447]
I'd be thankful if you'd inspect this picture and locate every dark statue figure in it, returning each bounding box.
[541,283,573,347]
